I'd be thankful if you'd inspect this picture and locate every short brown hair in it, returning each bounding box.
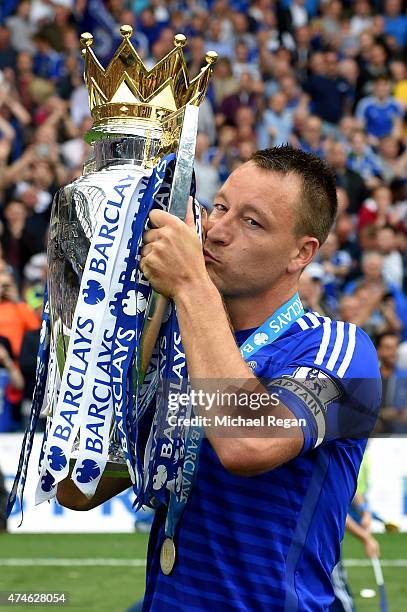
[250,145,338,246]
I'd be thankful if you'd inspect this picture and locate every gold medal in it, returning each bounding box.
[160,537,176,575]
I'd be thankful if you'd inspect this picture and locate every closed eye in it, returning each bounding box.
[213,203,227,212]
[245,218,262,228]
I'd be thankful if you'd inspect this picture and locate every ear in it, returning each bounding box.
[287,236,320,275]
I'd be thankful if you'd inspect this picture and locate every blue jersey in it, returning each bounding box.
[384,15,407,48]
[355,96,403,139]
[143,312,381,611]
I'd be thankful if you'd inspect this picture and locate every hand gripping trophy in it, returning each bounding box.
[8,26,217,552]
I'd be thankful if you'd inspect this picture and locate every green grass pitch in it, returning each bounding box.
[342,532,407,611]
[0,532,406,611]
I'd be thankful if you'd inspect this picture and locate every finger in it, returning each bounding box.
[139,256,150,279]
[201,206,208,238]
[140,244,153,257]
[184,196,195,228]
[149,208,179,228]
[143,266,150,281]
[143,228,161,244]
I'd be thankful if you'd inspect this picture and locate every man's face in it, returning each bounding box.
[339,296,359,322]
[352,133,365,154]
[374,79,390,101]
[296,26,310,45]
[303,118,321,142]
[356,0,370,16]
[377,228,395,254]
[325,53,338,78]
[385,0,400,17]
[299,273,321,304]
[378,336,399,368]
[235,43,248,62]
[362,255,383,281]
[203,162,302,298]
[371,46,386,67]
[327,145,346,170]
[270,92,287,114]
[0,272,14,302]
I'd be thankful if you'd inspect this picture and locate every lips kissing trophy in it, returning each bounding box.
[8,26,217,569]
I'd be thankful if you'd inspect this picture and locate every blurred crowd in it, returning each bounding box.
[0,0,406,434]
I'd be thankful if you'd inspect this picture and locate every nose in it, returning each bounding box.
[206,210,233,246]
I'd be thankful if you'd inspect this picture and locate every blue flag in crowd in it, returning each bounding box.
[80,0,121,66]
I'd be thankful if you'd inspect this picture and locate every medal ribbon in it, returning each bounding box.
[239,293,304,359]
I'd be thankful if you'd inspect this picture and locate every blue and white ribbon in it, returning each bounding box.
[70,171,152,498]
[7,285,50,519]
[108,155,176,501]
[162,202,204,536]
[35,170,148,503]
[143,196,203,509]
[8,157,205,521]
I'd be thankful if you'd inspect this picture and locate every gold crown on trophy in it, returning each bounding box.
[80,25,218,130]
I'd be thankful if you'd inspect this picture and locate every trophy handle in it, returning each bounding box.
[139,104,200,381]
[167,104,199,220]
[139,292,168,380]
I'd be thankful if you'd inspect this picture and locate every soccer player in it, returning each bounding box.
[57,147,380,611]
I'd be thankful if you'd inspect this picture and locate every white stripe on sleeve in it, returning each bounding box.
[314,320,332,366]
[326,321,345,372]
[304,312,320,328]
[297,317,310,331]
[337,324,357,378]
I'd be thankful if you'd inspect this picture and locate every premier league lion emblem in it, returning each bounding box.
[82,279,105,305]
[75,459,101,483]
[293,367,342,405]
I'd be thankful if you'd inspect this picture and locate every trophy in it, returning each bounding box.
[8,25,217,514]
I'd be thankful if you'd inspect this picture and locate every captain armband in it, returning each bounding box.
[266,367,342,450]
